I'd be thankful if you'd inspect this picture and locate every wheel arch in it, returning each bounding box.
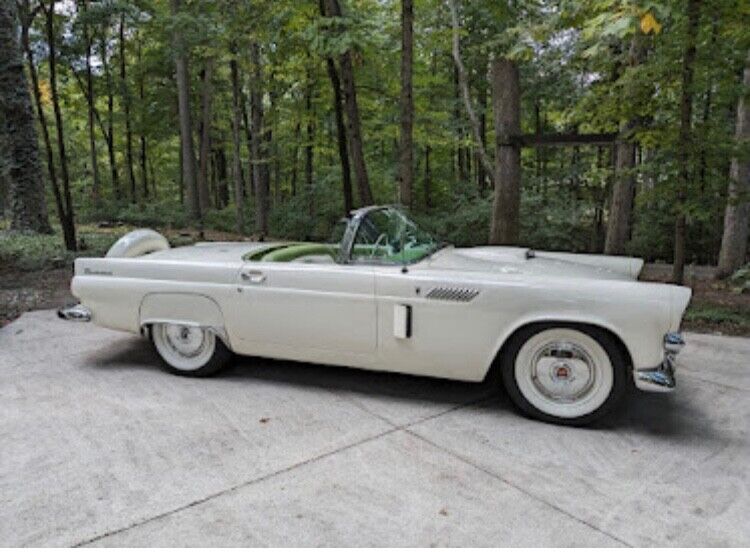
[483,319,634,383]
[139,292,232,349]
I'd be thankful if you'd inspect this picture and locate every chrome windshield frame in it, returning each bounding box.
[337,205,440,265]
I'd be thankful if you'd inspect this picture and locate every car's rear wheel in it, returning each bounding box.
[151,323,232,377]
[501,325,627,425]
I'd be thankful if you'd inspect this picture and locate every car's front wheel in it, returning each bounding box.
[501,325,627,425]
[151,323,232,377]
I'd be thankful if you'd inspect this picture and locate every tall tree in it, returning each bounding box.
[42,0,76,250]
[119,12,136,202]
[171,0,201,225]
[318,0,352,214]
[229,52,244,234]
[673,0,702,284]
[100,30,119,200]
[0,0,51,234]
[397,0,414,209]
[79,0,100,206]
[198,58,214,211]
[717,49,750,277]
[304,75,315,217]
[604,34,645,255]
[489,57,521,245]
[324,0,373,205]
[604,128,637,255]
[448,0,494,184]
[136,30,148,198]
[250,42,268,237]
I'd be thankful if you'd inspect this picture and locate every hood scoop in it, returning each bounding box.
[425,286,480,302]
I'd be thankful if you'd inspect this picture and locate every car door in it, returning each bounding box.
[373,266,500,382]
[231,260,376,356]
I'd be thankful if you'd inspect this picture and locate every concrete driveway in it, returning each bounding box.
[1,310,748,546]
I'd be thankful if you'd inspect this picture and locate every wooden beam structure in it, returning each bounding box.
[509,133,618,147]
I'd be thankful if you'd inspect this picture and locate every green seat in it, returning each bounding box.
[261,243,337,262]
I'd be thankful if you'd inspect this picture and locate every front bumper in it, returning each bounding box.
[634,333,684,393]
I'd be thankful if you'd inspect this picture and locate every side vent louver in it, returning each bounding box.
[425,286,480,302]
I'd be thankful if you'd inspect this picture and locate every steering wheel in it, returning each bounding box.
[370,233,388,259]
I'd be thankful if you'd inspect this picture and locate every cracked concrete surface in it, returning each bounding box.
[1,310,748,546]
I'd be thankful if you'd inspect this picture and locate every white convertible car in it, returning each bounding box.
[61,205,691,425]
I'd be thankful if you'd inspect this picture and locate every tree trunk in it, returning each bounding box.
[44,0,76,250]
[305,77,315,217]
[215,148,229,208]
[136,32,148,198]
[423,144,432,210]
[1,0,51,234]
[489,58,521,245]
[604,34,645,255]
[80,0,100,206]
[241,97,253,197]
[673,0,702,284]
[476,82,488,192]
[604,135,637,255]
[250,42,268,237]
[100,34,119,200]
[290,121,300,197]
[318,0,353,214]
[171,0,201,226]
[397,0,414,209]
[198,58,214,211]
[448,0,494,184]
[229,55,244,234]
[717,49,750,277]
[119,14,136,202]
[324,0,373,205]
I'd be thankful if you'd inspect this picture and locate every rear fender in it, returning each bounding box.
[139,293,231,348]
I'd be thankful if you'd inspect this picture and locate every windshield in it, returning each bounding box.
[347,207,443,265]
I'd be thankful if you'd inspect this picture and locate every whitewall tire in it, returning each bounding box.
[501,325,627,425]
[151,323,232,377]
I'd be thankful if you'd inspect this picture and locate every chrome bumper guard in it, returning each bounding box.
[634,332,684,393]
[57,303,91,322]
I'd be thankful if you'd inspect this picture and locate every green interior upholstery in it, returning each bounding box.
[261,243,338,262]
[248,242,433,263]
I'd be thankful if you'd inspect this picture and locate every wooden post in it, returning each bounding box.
[489,58,521,245]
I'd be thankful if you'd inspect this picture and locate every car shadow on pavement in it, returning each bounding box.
[86,336,725,442]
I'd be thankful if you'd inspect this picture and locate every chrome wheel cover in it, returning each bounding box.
[153,323,216,372]
[514,328,613,419]
[163,325,209,358]
[529,342,597,403]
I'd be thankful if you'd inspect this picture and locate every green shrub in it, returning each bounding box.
[684,303,750,328]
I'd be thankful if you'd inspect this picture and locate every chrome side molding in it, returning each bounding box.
[57,303,92,322]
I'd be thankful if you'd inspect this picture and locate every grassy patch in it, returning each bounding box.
[684,302,750,334]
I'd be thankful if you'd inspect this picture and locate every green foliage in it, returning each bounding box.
[0,227,125,271]
[684,302,750,330]
[730,264,750,294]
[2,0,749,269]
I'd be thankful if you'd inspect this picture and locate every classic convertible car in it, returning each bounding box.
[61,205,691,425]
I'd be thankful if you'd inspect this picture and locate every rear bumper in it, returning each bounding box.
[634,333,684,393]
[58,303,91,322]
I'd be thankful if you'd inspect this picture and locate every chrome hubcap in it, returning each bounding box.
[164,325,208,358]
[530,341,596,403]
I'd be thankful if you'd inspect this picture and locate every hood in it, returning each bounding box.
[425,246,644,281]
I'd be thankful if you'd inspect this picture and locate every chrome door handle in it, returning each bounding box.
[241,270,266,284]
